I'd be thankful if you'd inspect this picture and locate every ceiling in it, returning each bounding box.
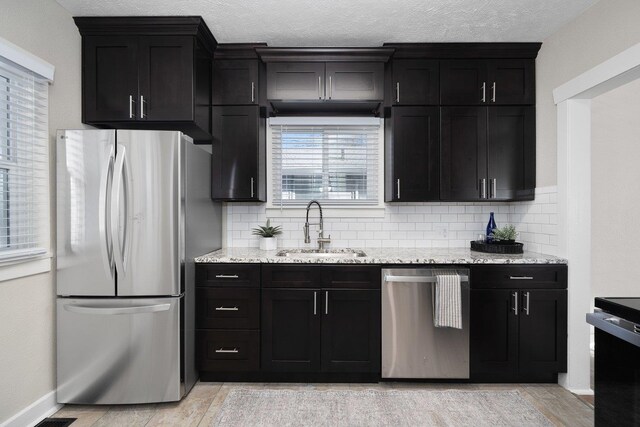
[55,0,598,46]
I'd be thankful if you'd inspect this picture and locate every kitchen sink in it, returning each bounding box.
[276,248,367,258]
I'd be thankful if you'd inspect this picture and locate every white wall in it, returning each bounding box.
[536,0,640,187]
[0,0,82,423]
[591,78,640,298]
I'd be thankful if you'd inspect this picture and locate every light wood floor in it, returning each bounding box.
[51,382,594,426]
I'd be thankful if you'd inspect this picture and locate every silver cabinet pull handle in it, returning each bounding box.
[313,291,317,315]
[325,291,329,315]
[215,348,238,353]
[512,292,519,316]
[215,274,239,279]
[128,95,135,119]
[524,292,530,316]
[481,82,486,103]
[509,276,533,280]
[215,306,239,311]
[329,75,332,99]
[491,82,496,102]
[397,179,401,199]
[480,178,487,199]
[318,75,322,99]
[140,95,146,119]
[396,82,400,103]
[251,82,255,103]
[250,177,254,198]
[491,178,497,199]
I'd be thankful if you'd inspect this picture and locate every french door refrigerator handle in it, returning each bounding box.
[98,146,115,279]
[111,145,130,278]
[64,303,171,315]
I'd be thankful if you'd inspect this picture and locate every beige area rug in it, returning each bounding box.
[212,389,553,426]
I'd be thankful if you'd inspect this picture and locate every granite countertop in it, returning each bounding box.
[194,247,567,264]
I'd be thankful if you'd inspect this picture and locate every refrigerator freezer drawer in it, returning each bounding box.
[57,297,181,404]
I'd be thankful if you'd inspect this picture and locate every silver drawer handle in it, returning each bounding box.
[215,274,239,279]
[509,276,533,280]
[215,306,239,311]
[215,348,238,353]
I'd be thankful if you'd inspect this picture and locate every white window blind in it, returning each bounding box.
[0,56,48,261]
[271,119,380,207]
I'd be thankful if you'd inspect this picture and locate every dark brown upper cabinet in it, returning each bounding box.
[211,106,266,201]
[440,59,534,105]
[257,48,392,115]
[440,106,534,202]
[213,60,259,105]
[266,62,325,101]
[325,63,384,101]
[75,17,216,141]
[391,59,439,105]
[385,106,439,202]
[267,62,383,102]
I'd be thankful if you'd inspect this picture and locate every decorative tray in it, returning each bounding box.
[470,240,524,254]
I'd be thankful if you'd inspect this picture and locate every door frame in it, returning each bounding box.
[554,42,640,394]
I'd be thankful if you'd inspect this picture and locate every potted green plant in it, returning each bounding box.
[490,224,518,244]
[252,219,282,250]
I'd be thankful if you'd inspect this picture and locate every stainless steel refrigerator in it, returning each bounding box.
[56,129,221,404]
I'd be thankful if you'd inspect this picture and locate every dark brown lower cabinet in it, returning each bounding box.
[261,289,321,372]
[321,290,381,372]
[262,288,381,374]
[470,287,567,382]
[196,330,260,372]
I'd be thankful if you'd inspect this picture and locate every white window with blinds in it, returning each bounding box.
[269,117,382,209]
[0,55,49,262]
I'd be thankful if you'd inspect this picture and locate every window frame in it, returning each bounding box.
[266,116,385,218]
[0,36,53,281]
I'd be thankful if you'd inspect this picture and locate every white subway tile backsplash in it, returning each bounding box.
[224,186,558,253]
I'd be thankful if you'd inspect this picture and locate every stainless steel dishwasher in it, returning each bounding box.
[382,268,470,379]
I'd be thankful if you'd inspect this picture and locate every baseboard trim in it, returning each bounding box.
[567,388,594,396]
[0,390,62,427]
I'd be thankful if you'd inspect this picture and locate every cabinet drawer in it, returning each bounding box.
[322,266,381,289]
[262,265,322,288]
[196,288,260,329]
[196,330,259,372]
[196,264,260,287]
[471,265,567,289]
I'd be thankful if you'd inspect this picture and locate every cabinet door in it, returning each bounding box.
[392,59,439,105]
[325,62,384,101]
[138,36,193,121]
[211,106,264,201]
[213,60,259,105]
[470,289,519,380]
[518,290,567,376]
[387,107,439,202]
[262,289,321,372]
[440,107,487,201]
[267,63,325,100]
[82,36,139,122]
[321,290,381,373]
[487,106,535,200]
[440,60,487,105]
[487,59,535,105]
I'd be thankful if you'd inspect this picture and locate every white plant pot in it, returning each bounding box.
[260,237,277,251]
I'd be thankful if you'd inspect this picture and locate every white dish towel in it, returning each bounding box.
[433,272,462,329]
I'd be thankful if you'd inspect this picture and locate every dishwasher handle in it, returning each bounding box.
[384,274,469,283]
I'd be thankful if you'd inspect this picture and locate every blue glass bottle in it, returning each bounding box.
[486,212,497,242]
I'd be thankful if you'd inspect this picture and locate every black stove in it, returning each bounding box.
[595,297,640,325]
[588,297,640,426]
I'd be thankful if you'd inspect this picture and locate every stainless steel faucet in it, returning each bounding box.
[304,200,331,251]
